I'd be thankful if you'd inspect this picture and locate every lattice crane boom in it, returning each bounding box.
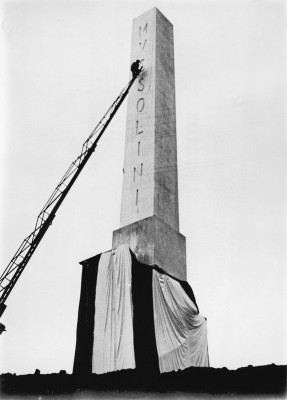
[0,70,142,318]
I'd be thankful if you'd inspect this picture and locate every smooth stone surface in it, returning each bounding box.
[120,8,179,231]
[113,215,186,281]
[114,8,186,280]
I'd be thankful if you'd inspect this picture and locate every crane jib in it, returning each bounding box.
[0,69,141,318]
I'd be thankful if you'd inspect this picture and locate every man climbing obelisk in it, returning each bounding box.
[113,7,186,280]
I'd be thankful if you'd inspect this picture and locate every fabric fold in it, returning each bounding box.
[92,244,135,374]
[152,270,209,373]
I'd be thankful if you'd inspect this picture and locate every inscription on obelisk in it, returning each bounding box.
[113,8,186,280]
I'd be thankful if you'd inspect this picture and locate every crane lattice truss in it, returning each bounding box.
[0,70,141,317]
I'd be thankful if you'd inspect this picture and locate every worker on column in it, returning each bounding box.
[131,60,142,78]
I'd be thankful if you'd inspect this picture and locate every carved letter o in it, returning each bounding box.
[137,98,145,112]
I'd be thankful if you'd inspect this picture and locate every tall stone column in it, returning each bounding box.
[112,8,186,280]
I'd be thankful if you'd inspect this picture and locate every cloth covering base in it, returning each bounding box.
[74,245,209,374]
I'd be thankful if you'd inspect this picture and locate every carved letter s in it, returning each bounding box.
[138,78,145,92]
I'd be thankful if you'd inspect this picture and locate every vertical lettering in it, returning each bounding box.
[137,98,145,112]
[139,58,145,72]
[138,77,145,92]
[139,40,147,50]
[136,189,139,206]
[139,23,148,37]
[136,120,143,135]
[129,21,148,216]
[134,164,143,181]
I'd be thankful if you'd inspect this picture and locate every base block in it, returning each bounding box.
[112,215,186,280]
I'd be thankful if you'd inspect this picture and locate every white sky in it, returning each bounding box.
[0,0,286,374]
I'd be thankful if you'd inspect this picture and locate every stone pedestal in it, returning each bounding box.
[113,215,186,281]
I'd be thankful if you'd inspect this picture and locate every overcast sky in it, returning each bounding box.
[0,0,286,374]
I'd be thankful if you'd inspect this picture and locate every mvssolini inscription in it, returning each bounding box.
[134,21,148,212]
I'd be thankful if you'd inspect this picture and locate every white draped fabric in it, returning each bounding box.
[92,245,135,374]
[152,270,209,373]
[91,244,209,375]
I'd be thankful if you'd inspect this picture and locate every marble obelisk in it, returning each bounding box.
[112,8,186,280]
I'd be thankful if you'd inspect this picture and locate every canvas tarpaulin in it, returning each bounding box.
[153,270,209,373]
[74,245,209,375]
[92,245,135,374]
